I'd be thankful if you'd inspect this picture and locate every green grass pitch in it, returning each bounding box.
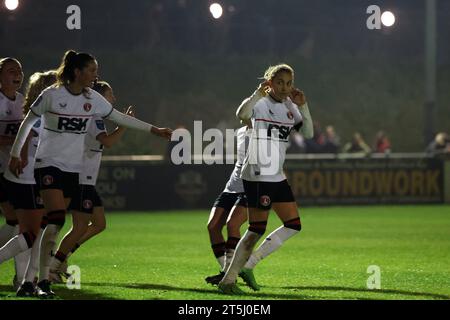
[1,205,449,300]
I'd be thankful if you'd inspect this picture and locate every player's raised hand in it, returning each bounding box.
[290,88,306,106]
[257,80,271,96]
[151,127,173,140]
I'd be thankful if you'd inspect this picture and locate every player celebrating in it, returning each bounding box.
[2,70,56,297]
[205,125,250,283]
[0,57,29,289]
[218,64,313,294]
[48,81,132,282]
[8,50,172,298]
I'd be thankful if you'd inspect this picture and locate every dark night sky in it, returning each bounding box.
[2,0,449,63]
[1,1,449,153]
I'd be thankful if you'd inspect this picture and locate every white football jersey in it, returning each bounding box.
[4,119,42,184]
[79,116,106,185]
[241,96,302,182]
[223,126,251,193]
[0,91,24,173]
[30,86,113,173]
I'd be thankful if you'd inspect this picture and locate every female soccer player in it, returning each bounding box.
[206,80,279,289]
[0,57,28,289]
[48,81,133,283]
[205,125,250,284]
[9,50,172,298]
[205,81,270,282]
[1,70,57,296]
[218,64,314,294]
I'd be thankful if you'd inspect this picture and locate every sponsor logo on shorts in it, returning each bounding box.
[260,195,271,207]
[83,199,93,209]
[42,175,54,186]
[83,103,92,112]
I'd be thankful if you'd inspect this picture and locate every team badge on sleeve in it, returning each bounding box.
[95,120,105,130]
[33,119,41,128]
[83,103,92,112]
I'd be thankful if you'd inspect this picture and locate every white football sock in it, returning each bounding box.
[223,249,235,272]
[0,233,29,264]
[217,255,225,270]
[245,226,299,269]
[0,223,16,247]
[25,229,43,283]
[220,230,261,285]
[15,248,31,284]
[39,224,61,281]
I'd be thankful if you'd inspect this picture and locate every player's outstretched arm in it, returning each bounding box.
[150,126,173,140]
[97,106,133,148]
[105,108,172,140]
[236,80,269,121]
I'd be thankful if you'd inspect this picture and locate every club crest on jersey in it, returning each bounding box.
[287,111,294,120]
[83,200,93,209]
[260,195,271,207]
[42,175,54,186]
[83,103,92,112]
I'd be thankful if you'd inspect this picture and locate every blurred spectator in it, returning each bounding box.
[305,121,326,153]
[342,132,371,154]
[323,125,341,153]
[425,132,450,155]
[373,130,391,153]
